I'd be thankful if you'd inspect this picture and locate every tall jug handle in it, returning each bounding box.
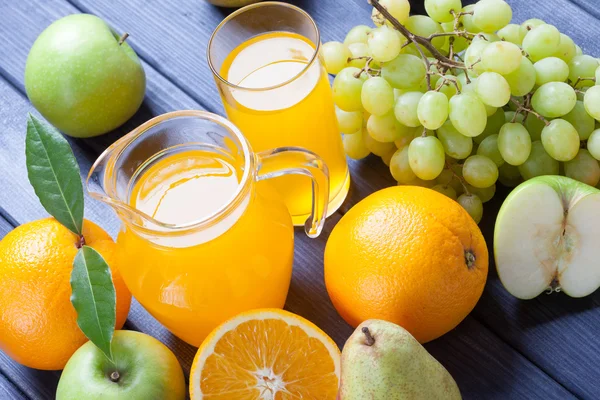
[255,147,329,238]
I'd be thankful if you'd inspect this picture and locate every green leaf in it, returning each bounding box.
[25,114,84,235]
[71,246,116,362]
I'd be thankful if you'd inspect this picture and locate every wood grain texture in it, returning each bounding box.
[0,0,597,398]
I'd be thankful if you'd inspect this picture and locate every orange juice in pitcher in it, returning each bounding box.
[87,111,329,346]
[208,2,350,226]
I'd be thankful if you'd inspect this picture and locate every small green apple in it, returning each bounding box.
[56,330,185,400]
[25,14,146,138]
[494,175,600,299]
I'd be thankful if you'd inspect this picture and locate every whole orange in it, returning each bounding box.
[0,218,131,370]
[325,186,488,343]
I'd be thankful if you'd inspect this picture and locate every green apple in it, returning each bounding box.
[494,175,600,299]
[25,14,146,138]
[56,330,185,400]
[204,0,262,7]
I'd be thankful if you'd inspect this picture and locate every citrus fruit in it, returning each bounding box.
[324,186,488,343]
[0,218,132,370]
[189,309,341,399]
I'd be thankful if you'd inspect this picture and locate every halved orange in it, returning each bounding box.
[189,309,341,399]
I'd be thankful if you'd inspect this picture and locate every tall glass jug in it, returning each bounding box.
[87,110,329,346]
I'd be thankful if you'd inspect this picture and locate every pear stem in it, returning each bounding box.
[362,327,375,346]
[109,371,120,383]
[118,33,130,46]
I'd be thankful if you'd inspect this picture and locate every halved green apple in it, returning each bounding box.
[494,175,600,299]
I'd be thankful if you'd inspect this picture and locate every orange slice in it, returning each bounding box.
[189,309,341,399]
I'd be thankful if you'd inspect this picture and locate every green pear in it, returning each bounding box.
[338,320,461,400]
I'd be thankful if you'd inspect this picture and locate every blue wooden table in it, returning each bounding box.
[1,0,600,398]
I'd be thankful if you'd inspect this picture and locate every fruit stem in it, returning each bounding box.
[362,327,376,346]
[76,235,86,249]
[464,250,476,269]
[118,33,130,46]
[109,371,120,383]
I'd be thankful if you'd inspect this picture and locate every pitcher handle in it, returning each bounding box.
[255,147,329,238]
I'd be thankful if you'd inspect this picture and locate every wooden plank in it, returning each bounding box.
[0,0,587,398]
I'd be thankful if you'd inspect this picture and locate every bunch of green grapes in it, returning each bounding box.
[322,0,600,223]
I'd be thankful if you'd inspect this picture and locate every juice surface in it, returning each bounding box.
[220,32,350,225]
[117,149,294,346]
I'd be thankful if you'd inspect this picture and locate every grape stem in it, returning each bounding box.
[572,77,596,88]
[368,0,463,69]
[446,161,471,195]
[353,57,381,78]
[510,95,550,126]
[430,71,461,94]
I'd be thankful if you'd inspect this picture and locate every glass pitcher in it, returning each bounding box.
[87,110,329,346]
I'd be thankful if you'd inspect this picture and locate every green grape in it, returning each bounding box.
[435,76,462,100]
[575,44,583,56]
[467,184,496,203]
[481,41,522,75]
[417,91,449,130]
[405,15,446,49]
[463,155,499,188]
[521,18,545,31]
[343,129,371,160]
[531,82,577,118]
[498,163,522,187]
[503,57,536,97]
[424,0,462,23]
[394,125,419,148]
[401,177,437,188]
[505,111,524,124]
[408,136,446,180]
[472,0,512,33]
[332,67,368,111]
[584,86,600,120]
[347,43,371,69]
[390,146,417,183]
[361,77,395,116]
[472,32,501,44]
[553,34,577,63]
[497,23,524,45]
[498,123,532,166]
[431,184,458,199]
[525,115,545,142]
[587,129,600,160]
[565,149,600,186]
[335,106,363,134]
[462,82,497,116]
[464,40,488,76]
[475,72,511,107]
[436,168,454,185]
[381,145,397,166]
[448,93,487,137]
[477,134,504,166]
[381,54,427,89]
[322,42,351,75]
[518,141,559,180]
[541,119,580,161]
[460,4,479,32]
[372,0,411,26]
[394,92,423,128]
[533,57,569,86]
[564,101,595,140]
[365,130,396,156]
[367,111,401,142]
[475,109,506,144]
[577,86,589,102]
[457,194,483,223]
[568,55,599,87]
[522,24,561,62]
[344,25,372,45]
[437,120,473,159]
[367,26,402,63]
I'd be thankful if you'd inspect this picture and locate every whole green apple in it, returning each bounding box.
[56,330,185,400]
[25,14,146,138]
